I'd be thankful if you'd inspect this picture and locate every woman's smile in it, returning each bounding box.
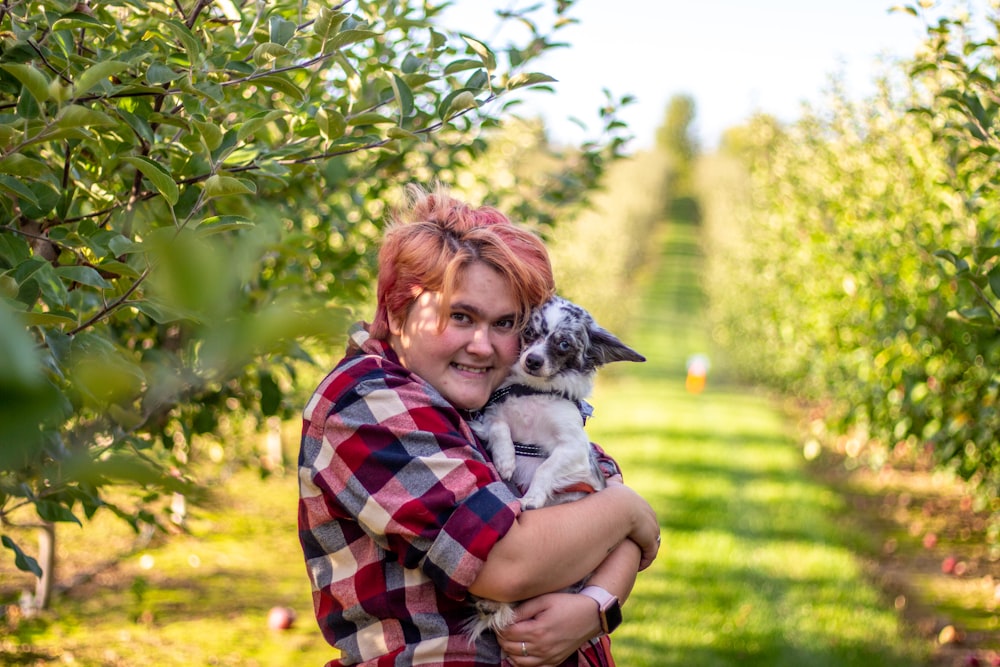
[389,263,520,410]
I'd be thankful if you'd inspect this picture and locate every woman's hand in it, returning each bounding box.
[496,592,600,667]
[605,480,660,570]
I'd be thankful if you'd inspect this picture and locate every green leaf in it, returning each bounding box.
[162,19,202,64]
[934,249,970,273]
[401,52,422,74]
[74,61,128,97]
[0,154,48,178]
[313,7,348,53]
[56,265,113,289]
[52,11,109,33]
[316,107,347,141]
[192,118,223,151]
[194,215,255,236]
[36,499,81,526]
[134,299,198,324]
[55,104,118,129]
[462,35,496,71]
[259,370,281,416]
[22,181,60,219]
[953,306,995,325]
[121,156,179,206]
[0,174,40,206]
[145,63,181,85]
[237,110,287,142]
[22,311,76,327]
[444,59,483,75]
[108,235,144,256]
[0,123,20,145]
[2,536,42,577]
[253,74,305,101]
[387,126,419,140]
[328,29,378,51]
[93,259,141,279]
[269,16,297,46]
[1,64,50,105]
[441,90,477,120]
[506,72,558,91]
[972,246,1000,264]
[347,112,394,127]
[989,266,1000,300]
[202,174,257,198]
[30,262,69,308]
[390,74,414,119]
[252,42,294,66]
[115,107,155,145]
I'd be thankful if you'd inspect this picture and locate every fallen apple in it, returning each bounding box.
[267,605,296,630]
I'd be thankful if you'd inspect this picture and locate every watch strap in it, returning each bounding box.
[579,585,622,634]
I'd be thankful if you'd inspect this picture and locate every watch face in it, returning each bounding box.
[604,601,623,633]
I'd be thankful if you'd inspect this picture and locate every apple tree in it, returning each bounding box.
[0,0,630,600]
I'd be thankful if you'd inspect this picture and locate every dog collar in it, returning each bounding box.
[485,384,594,424]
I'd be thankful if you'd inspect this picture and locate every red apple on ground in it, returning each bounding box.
[267,605,296,630]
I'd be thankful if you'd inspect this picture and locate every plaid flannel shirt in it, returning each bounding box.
[298,324,618,667]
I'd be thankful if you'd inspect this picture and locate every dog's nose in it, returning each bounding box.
[524,354,543,372]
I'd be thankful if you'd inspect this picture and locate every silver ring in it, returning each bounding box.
[521,641,528,657]
[656,534,661,544]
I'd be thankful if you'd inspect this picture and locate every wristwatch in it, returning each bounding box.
[579,585,622,635]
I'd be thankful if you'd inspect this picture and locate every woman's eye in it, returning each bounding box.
[495,318,516,331]
[451,312,471,324]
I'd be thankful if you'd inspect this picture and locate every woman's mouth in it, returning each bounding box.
[453,363,489,376]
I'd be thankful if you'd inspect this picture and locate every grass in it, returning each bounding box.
[1,465,332,666]
[582,221,925,665]
[0,218,928,666]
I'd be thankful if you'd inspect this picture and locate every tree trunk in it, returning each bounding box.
[35,521,55,610]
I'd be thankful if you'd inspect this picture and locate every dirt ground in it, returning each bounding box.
[808,431,1000,667]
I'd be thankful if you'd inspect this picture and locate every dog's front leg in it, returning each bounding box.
[521,440,591,509]
[487,420,517,480]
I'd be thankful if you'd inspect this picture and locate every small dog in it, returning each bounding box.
[465,295,645,642]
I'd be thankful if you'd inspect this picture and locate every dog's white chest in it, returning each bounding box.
[489,395,585,449]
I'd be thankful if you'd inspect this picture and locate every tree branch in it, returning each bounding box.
[66,266,151,337]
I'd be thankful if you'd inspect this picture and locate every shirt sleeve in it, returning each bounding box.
[590,441,623,480]
[301,369,521,601]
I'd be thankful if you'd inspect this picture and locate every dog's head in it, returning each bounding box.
[517,296,645,379]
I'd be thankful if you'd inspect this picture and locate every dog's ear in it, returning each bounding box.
[588,326,646,365]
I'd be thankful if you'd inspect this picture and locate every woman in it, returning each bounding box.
[298,185,660,667]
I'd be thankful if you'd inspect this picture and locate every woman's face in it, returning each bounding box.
[389,262,521,411]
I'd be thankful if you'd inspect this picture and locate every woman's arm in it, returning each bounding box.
[495,539,643,667]
[468,484,658,602]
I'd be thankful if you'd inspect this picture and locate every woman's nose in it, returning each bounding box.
[467,325,494,355]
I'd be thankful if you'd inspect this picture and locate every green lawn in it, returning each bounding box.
[588,220,925,666]
[0,220,926,666]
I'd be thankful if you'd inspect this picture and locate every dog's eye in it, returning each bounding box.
[557,340,571,352]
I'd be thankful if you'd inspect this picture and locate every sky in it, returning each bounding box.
[442,0,991,151]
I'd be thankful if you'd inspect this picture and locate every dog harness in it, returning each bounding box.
[483,384,595,424]
[481,384,599,495]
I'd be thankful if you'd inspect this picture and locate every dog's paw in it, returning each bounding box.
[494,452,516,480]
[520,489,548,510]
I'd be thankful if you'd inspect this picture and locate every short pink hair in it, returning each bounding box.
[370,184,555,340]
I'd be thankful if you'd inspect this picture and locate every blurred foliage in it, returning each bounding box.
[547,147,671,334]
[452,111,669,335]
[656,94,699,216]
[0,0,632,583]
[701,4,1000,522]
